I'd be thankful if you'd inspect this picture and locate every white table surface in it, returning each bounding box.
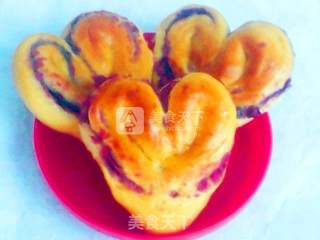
[1,0,320,239]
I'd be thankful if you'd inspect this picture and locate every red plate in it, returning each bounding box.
[33,33,272,240]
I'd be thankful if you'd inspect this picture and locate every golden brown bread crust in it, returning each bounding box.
[13,6,293,234]
[13,34,92,137]
[13,10,235,233]
[211,22,293,109]
[63,11,153,82]
[13,11,153,136]
[84,73,236,233]
[153,5,229,88]
[153,5,294,125]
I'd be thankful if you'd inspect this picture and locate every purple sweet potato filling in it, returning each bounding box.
[100,147,144,193]
[92,74,118,86]
[90,134,103,144]
[121,20,141,58]
[30,40,81,114]
[155,7,291,120]
[236,78,291,119]
[65,10,141,77]
[31,40,75,80]
[169,191,179,198]
[236,106,261,119]
[260,78,291,105]
[196,153,230,192]
[92,75,108,86]
[78,95,95,122]
[64,11,91,54]
[156,7,215,89]
[155,57,176,89]
[196,178,209,192]
[167,8,215,34]
[210,154,229,182]
[157,79,178,111]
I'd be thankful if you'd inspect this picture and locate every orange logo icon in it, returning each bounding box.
[116,107,144,135]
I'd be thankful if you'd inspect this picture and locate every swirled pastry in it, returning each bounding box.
[63,11,153,82]
[81,73,236,233]
[211,22,293,124]
[13,5,293,234]
[13,34,93,136]
[13,10,236,233]
[14,11,153,136]
[153,5,229,89]
[154,5,294,124]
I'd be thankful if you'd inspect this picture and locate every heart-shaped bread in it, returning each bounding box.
[154,5,294,125]
[13,11,153,137]
[13,5,293,234]
[80,72,236,233]
[13,10,236,233]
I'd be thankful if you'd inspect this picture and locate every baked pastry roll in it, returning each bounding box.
[211,22,293,124]
[14,11,153,136]
[154,5,294,125]
[13,5,292,233]
[81,73,236,233]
